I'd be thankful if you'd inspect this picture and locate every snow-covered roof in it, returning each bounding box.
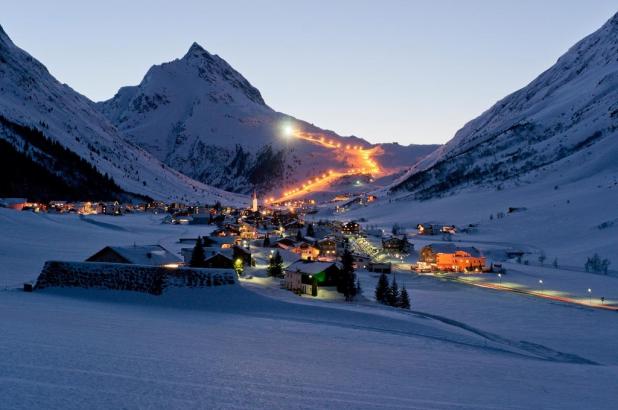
[106,245,181,266]
[423,243,481,257]
[286,260,340,275]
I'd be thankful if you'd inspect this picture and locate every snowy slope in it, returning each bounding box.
[391,12,618,199]
[0,26,244,205]
[98,43,437,194]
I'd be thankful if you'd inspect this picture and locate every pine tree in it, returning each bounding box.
[296,229,303,242]
[190,236,205,267]
[398,286,411,309]
[387,278,399,307]
[375,273,389,304]
[263,235,271,247]
[340,249,356,300]
[268,251,284,277]
[306,223,315,237]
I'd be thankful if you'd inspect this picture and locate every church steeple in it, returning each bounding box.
[251,190,258,212]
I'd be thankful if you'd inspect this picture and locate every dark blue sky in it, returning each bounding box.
[3,1,616,144]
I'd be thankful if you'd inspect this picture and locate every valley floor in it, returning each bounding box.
[1,210,617,409]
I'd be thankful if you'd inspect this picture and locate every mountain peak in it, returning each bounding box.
[183,41,211,60]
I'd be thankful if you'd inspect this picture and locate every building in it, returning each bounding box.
[317,238,338,258]
[419,243,457,263]
[251,190,258,212]
[291,242,320,261]
[418,243,485,272]
[417,223,456,236]
[436,249,486,272]
[284,260,341,296]
[203,252,234,269]
[381,235,412,254]
[367,262,392,273]
[0,198,28,211]
[86,245,181,267]
[341,221,360,235]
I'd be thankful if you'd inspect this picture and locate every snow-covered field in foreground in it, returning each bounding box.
[1,209,617,409]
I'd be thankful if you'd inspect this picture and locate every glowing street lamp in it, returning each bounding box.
[588,288,592,305]
[497,273,502,284]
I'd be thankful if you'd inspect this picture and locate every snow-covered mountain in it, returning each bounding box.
[99,43,437,194]
[390,12,618,199]
[0,26,245,205]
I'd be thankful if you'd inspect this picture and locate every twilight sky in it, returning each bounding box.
[2,1,616,145]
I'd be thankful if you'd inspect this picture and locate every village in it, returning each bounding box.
[8,190,614,312]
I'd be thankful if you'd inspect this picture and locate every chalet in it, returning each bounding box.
[86,245,181,267]
[317,238,337,257]
[284,260,342,297]
[291,242,320,261]
[341,221,360,235]
[209,236,237,249]
[275,237,297,248]
[381,235,412,254]
[203,252,234,269]
[418,243,486,273]
[284,221,304,236]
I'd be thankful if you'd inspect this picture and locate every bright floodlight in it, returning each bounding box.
[283,124,294,138]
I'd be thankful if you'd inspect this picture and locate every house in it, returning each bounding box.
[419,243,457,263]
[341,221,360,235]
[436,249,486,272]
[417,223,456,235]
[86,245,181,267]
[291,242,320,261]
[203,252,234,269]
[96,201,122,216]
[381,235,412,254]
[317,238,338,258]
[418,243,485,272]
[0,198,28,211]
[284,260,341,297]
[275,237,296,247]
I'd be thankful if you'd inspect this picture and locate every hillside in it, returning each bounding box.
[98,43,437,194]
[0,26,245,205]
[391,12,618,199]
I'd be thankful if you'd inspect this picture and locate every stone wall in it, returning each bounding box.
[35,261,236,295]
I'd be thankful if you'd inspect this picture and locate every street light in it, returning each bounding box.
[588,288,592,305]
[497,273,502,284]
[538,279,543,295]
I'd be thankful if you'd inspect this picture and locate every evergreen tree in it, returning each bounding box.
[263,235,271,247]
[295,229,303,242]
[339,249,356,299]
[190,236,205,267]
[387,277,399,307]
[268,251,284,277]
[306,223,315,237]
[375,273,389,304]
[398,286,411,309]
